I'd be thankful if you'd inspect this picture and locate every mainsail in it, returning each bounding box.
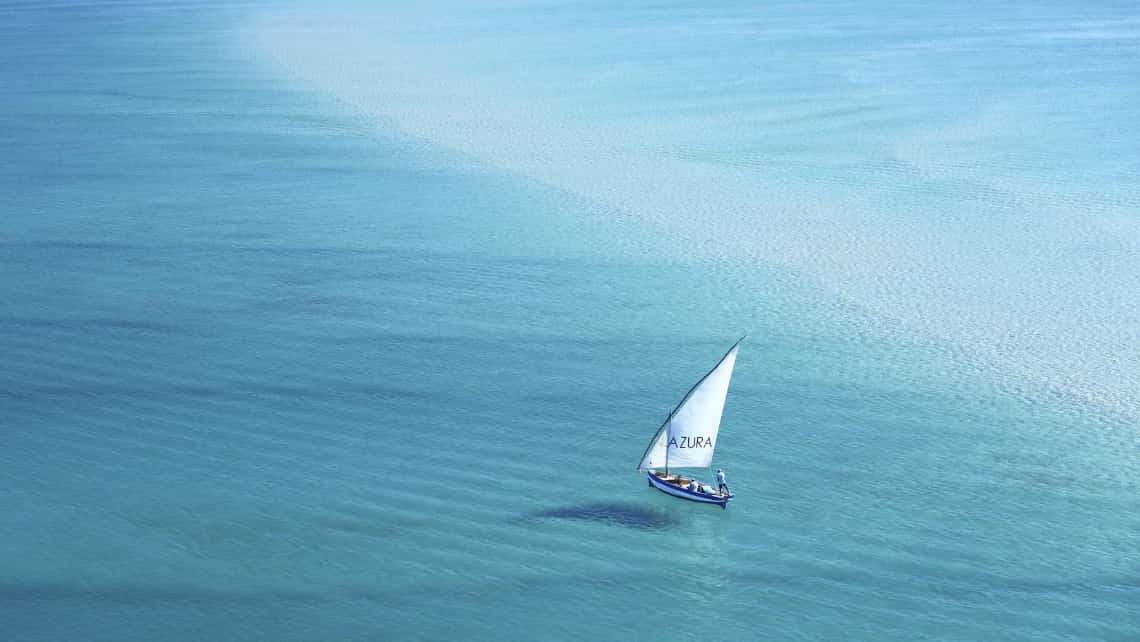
[637,339,741,471]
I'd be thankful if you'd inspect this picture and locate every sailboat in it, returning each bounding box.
[637,337,742,509]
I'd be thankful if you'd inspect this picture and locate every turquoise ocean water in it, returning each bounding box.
[2,1,1139,639]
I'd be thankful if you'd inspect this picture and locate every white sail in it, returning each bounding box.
[638,341,740,470]
[639,428,669,470]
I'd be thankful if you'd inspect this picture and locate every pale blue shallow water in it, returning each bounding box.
[2,1,1139,640]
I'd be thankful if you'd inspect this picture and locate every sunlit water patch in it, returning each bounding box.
[248,0,1140,426]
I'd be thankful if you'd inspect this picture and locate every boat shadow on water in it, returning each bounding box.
[514,502,679,530]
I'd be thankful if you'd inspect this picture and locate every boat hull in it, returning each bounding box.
[646,471,733,508]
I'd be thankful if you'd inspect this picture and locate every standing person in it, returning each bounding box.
[716,468,729,496]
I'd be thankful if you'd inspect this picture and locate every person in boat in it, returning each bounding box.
[716,468,729,496]
[689,480,701,494]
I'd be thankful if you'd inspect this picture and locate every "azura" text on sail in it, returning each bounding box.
[668,436,714,449]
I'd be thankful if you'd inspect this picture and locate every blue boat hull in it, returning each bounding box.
[646,471,733,508]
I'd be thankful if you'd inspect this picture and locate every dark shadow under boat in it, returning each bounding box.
[514,502,678,529]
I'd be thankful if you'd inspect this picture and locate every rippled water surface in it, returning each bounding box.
[2,1,1138,640]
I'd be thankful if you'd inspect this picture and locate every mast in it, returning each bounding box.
[637,416,669,472]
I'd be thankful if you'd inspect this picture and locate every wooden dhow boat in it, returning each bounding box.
[637,338,742,509]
